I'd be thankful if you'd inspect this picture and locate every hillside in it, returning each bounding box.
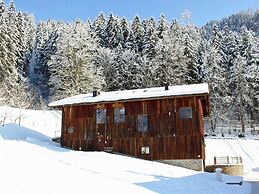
[1,106,258,174]
[0,122,252,194]
[0,106,259,182]
[0,1,258,132]
[203,9,259,36]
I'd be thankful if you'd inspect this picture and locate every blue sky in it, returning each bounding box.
[6,0,259,26]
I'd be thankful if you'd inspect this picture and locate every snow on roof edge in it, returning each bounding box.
[49,83,209,107]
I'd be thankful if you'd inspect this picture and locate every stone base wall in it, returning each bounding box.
[157,159,204,171]
[205,165,244,176]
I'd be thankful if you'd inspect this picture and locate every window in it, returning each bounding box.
[114,107,125,123]
[96,108,106,124]
[179,107,192,119]
[138,114,148,132]
[141,146,150,154]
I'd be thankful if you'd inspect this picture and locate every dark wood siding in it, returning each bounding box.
[61,94,209,160]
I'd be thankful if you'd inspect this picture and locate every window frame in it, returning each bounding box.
[179,107,193,120]
[140,146,150,155]
[138,114,148,132]
[114,107,125,123]
[96,108,107,124]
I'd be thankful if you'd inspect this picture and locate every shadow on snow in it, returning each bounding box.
[0,123,69,152]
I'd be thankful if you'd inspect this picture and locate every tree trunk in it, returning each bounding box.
[239,93,245,133]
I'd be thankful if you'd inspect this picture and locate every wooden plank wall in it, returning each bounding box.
[61,95,208,160]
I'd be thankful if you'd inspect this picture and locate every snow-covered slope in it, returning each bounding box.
[0,124,250,194]
[0,106,258,193]
[0,106,61,138]
[206,139,259,175]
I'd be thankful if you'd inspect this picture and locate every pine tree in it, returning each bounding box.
[221,26,239,98]
[182,25,201,84]
[0,0,6,16]
[104,14,121,49]
[0,5,19,92]
[239,27,259,126]
[100,47,124,91]
[94,47,115,91]
[120,17,130,48]
[142,17,158,60]
[229,55,252,133]
[48,20,103,101]
[152,25,187,87]
[92,12,106,46]
[205,23,230,131]
[129,15,145,52]
[121,49,145,90]
[196,38,207,83]
[32,20,60,100]
[157,14,169,39]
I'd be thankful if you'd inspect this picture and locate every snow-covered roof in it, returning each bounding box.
[49,83,209,107]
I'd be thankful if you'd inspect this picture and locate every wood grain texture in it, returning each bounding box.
[60,94,209,160]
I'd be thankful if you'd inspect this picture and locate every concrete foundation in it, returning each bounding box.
[158,159,204,171]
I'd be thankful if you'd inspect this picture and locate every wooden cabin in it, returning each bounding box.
[49,83,209,170]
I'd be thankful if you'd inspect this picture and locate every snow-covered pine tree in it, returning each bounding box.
[152,23,187,87]
[48,20,103,101]
[120,17,130,49]
[32,20,60,100]
[239,27,259,126]
[122,50,145,90]
[0,0,5,15]
[129,15,145,53]
[142,17,158,60]
[94,47,115,91]
[0,4,20,102]
[104,14,121,49]
[196,37,208,83]
[157,14,169,39]
[0,1,36,108]
[15,12,35,78]
[92,12,106,46]
[99,46,124,91]
[103,46,145,91]
[182,25,201,84]
[229,54,253,133]
[205,23,230,131]
[222,26,239,78]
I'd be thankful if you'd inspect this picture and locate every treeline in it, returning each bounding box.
[203,9,259,37]
[0,1,258,131]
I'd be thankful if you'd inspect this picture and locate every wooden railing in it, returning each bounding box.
[214,156,243,165]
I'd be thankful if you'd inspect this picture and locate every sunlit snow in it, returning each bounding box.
[0,106,258,194]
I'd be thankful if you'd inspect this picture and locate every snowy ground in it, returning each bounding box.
[0,106,258,194]
[0,106,61,137]
[206,138,259,176]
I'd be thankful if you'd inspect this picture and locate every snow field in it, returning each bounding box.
[0,106,258,193]
[0,106,61,138]
[206,139,259,174]
[0,137,249,194]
